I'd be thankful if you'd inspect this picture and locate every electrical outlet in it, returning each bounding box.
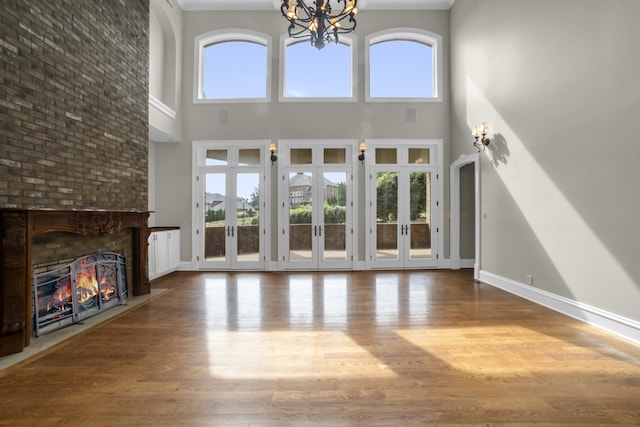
[525,275,534,286]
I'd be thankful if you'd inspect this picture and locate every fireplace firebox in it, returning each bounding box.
[0,209,150,357]
[33,252,127,336]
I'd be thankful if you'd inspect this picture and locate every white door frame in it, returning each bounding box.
[450,153,480,280]
[277,139,356,270]
[363,139,444,269]
[192,140,272,270]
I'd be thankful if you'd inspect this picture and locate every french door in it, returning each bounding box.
[366,142,440,268]
[194,143,267,270]
[279,142,354,269]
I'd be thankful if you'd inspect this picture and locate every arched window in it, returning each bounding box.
[280,35,357,102]
[194,29,271,103]
[365,28,442,102]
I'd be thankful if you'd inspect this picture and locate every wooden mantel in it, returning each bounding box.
[0,209,150,357]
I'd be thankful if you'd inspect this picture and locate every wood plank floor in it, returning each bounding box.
[1,270,640,426]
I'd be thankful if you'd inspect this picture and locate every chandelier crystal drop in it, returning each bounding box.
[281,0,358,51]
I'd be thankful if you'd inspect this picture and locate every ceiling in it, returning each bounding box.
[175,0,455,11]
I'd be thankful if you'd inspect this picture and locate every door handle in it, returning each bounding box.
[314,225,317,236]
[231,226,235,237]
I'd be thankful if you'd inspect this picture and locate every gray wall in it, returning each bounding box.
[152,9,452,261]
[149,0,184,227]
[451,0,640,322]
[459,162,475,259]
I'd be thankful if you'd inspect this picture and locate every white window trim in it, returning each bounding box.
[365,28,443,103]
[279,34,357,103]
[193,29,272,104]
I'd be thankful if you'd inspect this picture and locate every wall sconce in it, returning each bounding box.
[269,142,278,163]
[472,122,490,151]
[358,141,366,164]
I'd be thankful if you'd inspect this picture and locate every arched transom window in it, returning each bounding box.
[280,34,357,102]
[194,29,271,102]
[366,28,442,102]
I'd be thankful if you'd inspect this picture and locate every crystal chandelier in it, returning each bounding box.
[281,0,358,51]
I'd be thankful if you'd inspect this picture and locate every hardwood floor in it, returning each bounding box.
[1,270,640,426]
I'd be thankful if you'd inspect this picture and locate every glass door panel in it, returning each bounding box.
[205,172,226,262]
[409,171,432,260]
[290,148,313,165]
[289,171,314,262]
[206,149,228,166]
[375,172,398,261]
[324,148,346,164]
[375,148,397,164]
[408,148,430,164]
[238,149,261,165]
[236,172,260,263]
[323,171,347,262]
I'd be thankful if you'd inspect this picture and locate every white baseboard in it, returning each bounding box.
[177,261,194,271]
[479,270,640,346]
[460,258,475,268]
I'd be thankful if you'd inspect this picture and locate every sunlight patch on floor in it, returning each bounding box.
[396,325,632,376]
[206,330,398,380]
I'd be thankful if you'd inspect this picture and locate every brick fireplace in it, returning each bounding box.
[0,2,150,357]
[0,209,150,357]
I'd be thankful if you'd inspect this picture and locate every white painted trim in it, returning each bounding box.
[363,139,444,269]
[276,139,357,270]
[449,154,479,277]
[149,95,176,119]
[176,261,193,271]
[191,140,272,270]
[479,270,640,346]
[460,258,475,268]
[193,29,272,103]
[177,0,456,11]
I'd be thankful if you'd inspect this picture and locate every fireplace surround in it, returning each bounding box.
[0,209,150,357]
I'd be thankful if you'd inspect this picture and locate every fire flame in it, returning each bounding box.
[53,283,72,302]
[101,284,117,301]
[75,258,115,304]
[46,280,72,313]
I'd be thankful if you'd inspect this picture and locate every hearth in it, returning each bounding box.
[33,252,127,336]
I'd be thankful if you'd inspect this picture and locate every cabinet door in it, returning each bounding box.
[148,234,157,279]
[154,232,170,276]
[167,230,180,271]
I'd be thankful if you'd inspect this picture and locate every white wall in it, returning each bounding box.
[152,9,452,261]
[148,0,184,145]
[149,0,185,226]
[451,0,640,324]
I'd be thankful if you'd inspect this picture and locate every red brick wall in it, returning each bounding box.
[0,0,149,210]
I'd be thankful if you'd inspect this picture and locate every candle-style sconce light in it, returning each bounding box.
[472,122,491,151]
[269,142,278,163]
[358,141,366,164]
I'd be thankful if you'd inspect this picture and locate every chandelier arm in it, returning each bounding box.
[325,9,357,32]
[281,0,358,50]
[293,1,316,22]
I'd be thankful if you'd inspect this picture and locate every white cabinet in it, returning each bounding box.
[148,228,180,280]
